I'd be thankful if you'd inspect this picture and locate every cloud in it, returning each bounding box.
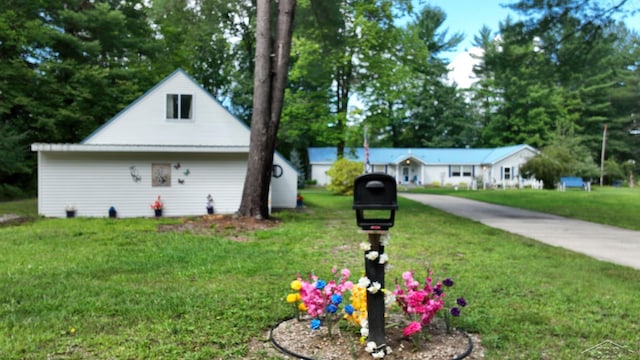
[446,47,483,89]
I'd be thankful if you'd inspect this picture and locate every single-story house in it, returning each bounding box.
[32,69,298,218]
[308,145,539,188]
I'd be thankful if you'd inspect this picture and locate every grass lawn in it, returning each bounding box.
[409,186,640,231]
[1,191,640,359]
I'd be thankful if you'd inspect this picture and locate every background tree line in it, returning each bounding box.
[1,0,638,198]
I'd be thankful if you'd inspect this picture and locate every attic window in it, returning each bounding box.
[166,94,193,119]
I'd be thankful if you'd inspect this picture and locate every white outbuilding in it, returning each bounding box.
[32,69,298,218]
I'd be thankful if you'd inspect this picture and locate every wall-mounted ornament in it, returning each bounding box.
[130,166,142,182]
[174,162,181,169]
[178,179,185,184]
[152,163,171,187]
[184,169,190,176]
[272,164,283,178]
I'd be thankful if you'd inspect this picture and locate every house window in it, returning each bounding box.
[451,166,461,177]
[166,94,193,119]
[462,166,472,177]
[504,167,511,180]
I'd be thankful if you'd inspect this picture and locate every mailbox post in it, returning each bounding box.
[353,173,397,349]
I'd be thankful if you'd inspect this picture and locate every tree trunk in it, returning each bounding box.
[238,0,296,219]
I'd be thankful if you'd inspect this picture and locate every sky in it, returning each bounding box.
[411,0,640,87]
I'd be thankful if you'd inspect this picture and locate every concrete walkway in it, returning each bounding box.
[400,193,640,270]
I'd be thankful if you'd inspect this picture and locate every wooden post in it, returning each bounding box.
[365,232,386,346]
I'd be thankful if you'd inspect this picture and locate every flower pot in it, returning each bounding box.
[154,209,163,217]
[108,208,117,218]
[66,210,76,218]
[206,207,214,215]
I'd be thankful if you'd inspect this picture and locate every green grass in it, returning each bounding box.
[409,186,640,231]
[1,190,640,359]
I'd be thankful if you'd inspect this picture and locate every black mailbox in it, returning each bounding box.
[353,173,398,230]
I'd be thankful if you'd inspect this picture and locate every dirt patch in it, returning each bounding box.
[0,214,32,227]
[250,314,484,359]
[156,214,280,241]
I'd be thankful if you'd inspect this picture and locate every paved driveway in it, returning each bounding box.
[400,193,640,270]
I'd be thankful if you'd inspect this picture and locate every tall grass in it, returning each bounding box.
[1,190,639,359]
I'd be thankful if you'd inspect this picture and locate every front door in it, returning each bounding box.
[402,166,410,182]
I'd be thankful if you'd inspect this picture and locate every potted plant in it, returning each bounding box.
[206,194,214,214]
[65,205,77,218]
[108,206,117,218]
[150,195,164,217]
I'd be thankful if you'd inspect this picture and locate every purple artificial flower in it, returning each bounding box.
[326,304,338,313]
[457,297,467,307]
[331,294,343,305]
[310,319,321,330]
[433,287,444,296]
[344,304,355,315]
[443,278,454,287]
[450,307,461,317]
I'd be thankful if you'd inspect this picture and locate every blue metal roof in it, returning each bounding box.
[308,145,534,165]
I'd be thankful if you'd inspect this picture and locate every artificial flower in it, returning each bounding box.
[358,277,371,288]
[457,297,467,307]
[360,242,371,251]
[310,319,321,330]
[315,279,326,290]
[402,321,422,337]
[298,303,307,312]
[366,251,379,261]
[286,293,299,303]
[378,253,389,264]
[443,278,454,287]
[344,304,354,315]
[326,304,338,313]
[450,307,461,317]
[372,350,386,359]
[360,327,369,337]
[380,233,390,246]
[368,281,382,294]
[365,341,377,353]
[290,279,302,291]
[331,294,342,305]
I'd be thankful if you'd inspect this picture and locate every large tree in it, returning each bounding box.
[238,0,296,219]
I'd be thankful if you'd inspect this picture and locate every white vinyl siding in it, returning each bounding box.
[37,152,248,218]
[83,72,250,146]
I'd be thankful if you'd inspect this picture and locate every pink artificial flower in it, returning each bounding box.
[402,321,422,337]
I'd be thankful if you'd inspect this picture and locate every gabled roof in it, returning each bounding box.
[308,145,536,165]
[80,68,251,147]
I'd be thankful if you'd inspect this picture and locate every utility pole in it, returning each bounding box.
[600,124,607,187]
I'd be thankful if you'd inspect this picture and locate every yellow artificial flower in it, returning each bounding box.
[290,279,302,291]
[286,293,298,303]
[298,303,307,312]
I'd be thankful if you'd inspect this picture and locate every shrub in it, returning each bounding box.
[326,158,363,195]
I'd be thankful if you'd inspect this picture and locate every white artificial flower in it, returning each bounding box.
[366,251,379,261]
[365,341,377,353]
[383,289,396,306]
[368,281,382,294]
[360,319,368,329]
[359,242,371,251]
[381,233,390,246]
[385,346,393,354]
[360,327,369,337]
[372,350,386,359]
[358,277,371,288]
[378,253,389,264]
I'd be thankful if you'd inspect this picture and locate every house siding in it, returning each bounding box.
[38,151,249,218]
[83,72,251,147]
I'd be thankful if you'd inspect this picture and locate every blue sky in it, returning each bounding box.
[413,0,640,56]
